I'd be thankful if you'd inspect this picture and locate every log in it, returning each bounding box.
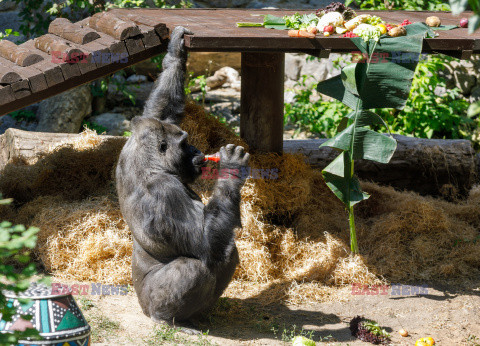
[34,34,84,62]
[0,39,43,67]
[284,135,477,197]
[0,128,123,169]
[48,18,100,45]
[0,129,476,197]
[89,12,141,40]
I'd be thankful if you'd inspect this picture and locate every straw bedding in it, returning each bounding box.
[0,102,479,304]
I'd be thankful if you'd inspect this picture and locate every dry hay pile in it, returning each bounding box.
[1,102,479,304]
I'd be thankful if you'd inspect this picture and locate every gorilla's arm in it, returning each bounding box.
[203,144,249,266]
[143,27,193,125]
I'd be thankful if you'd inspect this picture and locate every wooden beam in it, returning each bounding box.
[240,52,284,153]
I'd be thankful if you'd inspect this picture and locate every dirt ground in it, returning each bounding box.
[72,280,480,345]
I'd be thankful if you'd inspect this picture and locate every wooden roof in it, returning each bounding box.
[0,8,478,116]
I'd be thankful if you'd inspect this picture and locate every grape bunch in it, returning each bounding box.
[366,15,385,25]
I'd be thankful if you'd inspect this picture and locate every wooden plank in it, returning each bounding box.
[138,24,162,49]
[111,11,168,39]
[125,36,145,55]
[9,79,31,100]
[22,40,81,81]
[0,40,167,116]
[89,12,141,40]
[49,18,100,44]
[20,40,65,87]
[109,8,480,55]
[0,39,43,67]
[0,56,47,93]
[240,52,284,153]
[0,85,15,106]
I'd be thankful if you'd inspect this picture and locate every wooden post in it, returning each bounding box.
[240,52,284,153]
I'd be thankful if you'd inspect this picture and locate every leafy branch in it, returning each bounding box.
[317,23,433,253]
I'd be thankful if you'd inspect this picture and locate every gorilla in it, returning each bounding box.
[115,26,250,326]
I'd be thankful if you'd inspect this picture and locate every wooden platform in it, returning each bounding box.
[0,9,478,152]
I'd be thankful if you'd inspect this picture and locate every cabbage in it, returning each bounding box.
[353,23,382,42]
[316,11,344,31]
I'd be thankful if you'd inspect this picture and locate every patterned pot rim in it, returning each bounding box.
[17,331,91,345]
[2,282,72,299]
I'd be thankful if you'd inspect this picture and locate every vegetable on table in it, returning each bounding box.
[426,16,442,27]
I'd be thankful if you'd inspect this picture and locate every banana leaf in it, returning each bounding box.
[316,23,430,239]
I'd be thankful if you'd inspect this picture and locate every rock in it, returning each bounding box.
[127,60,160,78]
[107,82,154,107]
[206,69,228,89]
[447,60,479,95]
[300,56,335,82]
[470,86,480,103]
[0,115,18,135]
[434,85,448,97]
[285,54,303,81]
[218,67,240,84]
[187,52,241,76]
[111,73,126,84]
[0,1,16,11]
[36,85,92,133]
[89,113,130,136]
[126,74,148,84]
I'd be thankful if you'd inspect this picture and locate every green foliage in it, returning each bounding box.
[346,0,450,11]
[317,23,432,253]
[374,55,472,140]
[284,76,350,138]
[450,0,480,33]
[82,120,107,134]
[186,73,208,106]
[8,109,36,122]
[361,319,391,338]
[0,28,20,40]
[14,0,192,38]
[0,195,44,345]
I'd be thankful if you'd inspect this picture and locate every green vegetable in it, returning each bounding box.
[432,25,458,30]
[283,12,318,30]
[292,335,316,346]
[236,22,264,27]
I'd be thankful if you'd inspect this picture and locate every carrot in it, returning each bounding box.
[288,29,316,38]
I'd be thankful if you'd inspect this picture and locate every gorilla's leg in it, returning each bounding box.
[135,250,216,322]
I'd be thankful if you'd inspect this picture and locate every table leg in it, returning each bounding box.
[240,52,285,154]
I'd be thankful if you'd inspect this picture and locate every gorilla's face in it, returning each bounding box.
[131,117,206,184]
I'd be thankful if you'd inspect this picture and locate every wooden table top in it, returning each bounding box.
[112,8,480,56]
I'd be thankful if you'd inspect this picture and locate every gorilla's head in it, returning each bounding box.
[131,116,206,184]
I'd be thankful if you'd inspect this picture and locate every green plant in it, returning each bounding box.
[374,55,472,140]
[186,74,208,106]
[14,0,192,38]
[8,109,36,122]
[361,319,391,338]
[0,195,45,345]
[82,120,108,134]
[0,28,20,40]
[285,75,350,138]
[316,23,433,253]
[143,324,214,345]
[346,0,450,11]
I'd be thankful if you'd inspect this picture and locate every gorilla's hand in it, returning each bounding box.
[219,144,250,182]
[168,26,194,61]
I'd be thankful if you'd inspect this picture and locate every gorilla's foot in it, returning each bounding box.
[151,316,202,335]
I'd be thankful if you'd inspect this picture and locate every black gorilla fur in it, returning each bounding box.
[115,27,250,324]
